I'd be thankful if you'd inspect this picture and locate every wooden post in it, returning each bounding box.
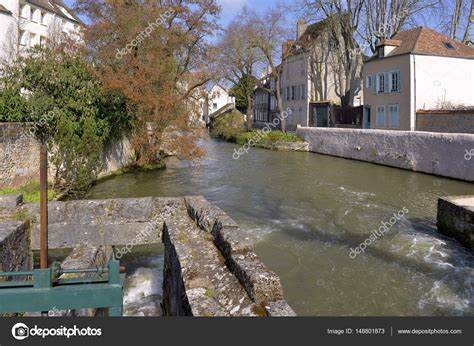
[39,143,48,269]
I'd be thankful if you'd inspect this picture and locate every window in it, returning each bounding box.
[213,103,217,110]
[286,87,290,101]
[32,9,40,22]
[443,41,455,50]
[390,71,401,92]
[301,84,305,100]
[376,73,385,93]
[366,75,372,89]
[20,4,30,19]
[40,36,48,47]
[376,105,386,128]
[19,30,28,46]
[291,86,295,100]
[41,12,47,25]
[389,104,399,128]
[29,33,37,47]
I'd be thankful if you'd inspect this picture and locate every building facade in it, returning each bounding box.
[200,84,235,126]
[280,18,363,131]
[363,27,474,131]
[0,0,82,64]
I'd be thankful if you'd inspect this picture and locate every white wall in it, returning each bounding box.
[0,11,17,64]
[207,85,234,115]
[415,55,474,109]
[0,0,81,64]
[297,126,474,182]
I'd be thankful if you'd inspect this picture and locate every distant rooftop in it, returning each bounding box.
[373,26,474,60]
[0,4,12,15]
[27,0,83,24]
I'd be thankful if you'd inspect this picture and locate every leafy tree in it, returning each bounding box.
[230,74,258,115]
[217,11,264,128]
[74,0,220,164]
[0,47,131,195]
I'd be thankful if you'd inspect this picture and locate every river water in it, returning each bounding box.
[86,137,474,316]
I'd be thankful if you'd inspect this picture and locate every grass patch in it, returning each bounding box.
[205,288,216,299]
[0,181,55,203]
[14,208,29,221]
[235,130,302,145]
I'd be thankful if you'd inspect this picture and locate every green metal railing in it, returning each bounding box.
[0,259,125,316]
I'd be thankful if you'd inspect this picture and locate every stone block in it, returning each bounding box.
[437,196,474,250]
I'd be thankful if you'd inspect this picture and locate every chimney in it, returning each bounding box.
[297,19,308,40]
[282,39,294,58]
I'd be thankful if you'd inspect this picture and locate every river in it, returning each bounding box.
[86,136,474,316]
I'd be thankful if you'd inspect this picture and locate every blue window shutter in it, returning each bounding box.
[398,71,402,92]
[384,72,390,93]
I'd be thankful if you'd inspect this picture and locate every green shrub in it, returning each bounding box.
[0,47,133,196]
[235,130,302,145]
[210,110,245,142]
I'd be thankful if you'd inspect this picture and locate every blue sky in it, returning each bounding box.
[64,0,279,28]
[64,0,471,43]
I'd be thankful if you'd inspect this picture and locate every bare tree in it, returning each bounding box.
[463,0,474,43]
[217,8,264,128]
[246,6,289,131]
[296,1,365,106]
[450,0,464,39]
[362,0,441,52]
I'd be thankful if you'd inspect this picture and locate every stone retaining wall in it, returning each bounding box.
[296,126,474,182]
[0,195,31,274]
[0,123,40,188]
[437,196,474,250]
[253,140,309,152]
[0,123,135,188]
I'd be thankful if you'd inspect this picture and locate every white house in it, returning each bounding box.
[0,0,82,64]
[200,84,235,125]
[363,27,474,131]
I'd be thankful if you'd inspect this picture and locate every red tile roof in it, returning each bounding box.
[379,27,474,59]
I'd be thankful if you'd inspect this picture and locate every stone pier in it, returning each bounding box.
[0,195,295,316]
[437,196,474,250]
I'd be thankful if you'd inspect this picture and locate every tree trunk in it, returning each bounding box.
[275,74,286,132]
[451,0,464,39]
[246,93,253,129]
[463,0,474,43]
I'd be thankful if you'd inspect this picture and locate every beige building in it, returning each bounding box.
[281,18,363,130]
[363,27,474,131]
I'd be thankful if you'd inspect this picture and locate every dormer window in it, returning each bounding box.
[443,41,455,50]
[379,47,385,57]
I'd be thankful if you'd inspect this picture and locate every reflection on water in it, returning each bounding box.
[86,136,474,316]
